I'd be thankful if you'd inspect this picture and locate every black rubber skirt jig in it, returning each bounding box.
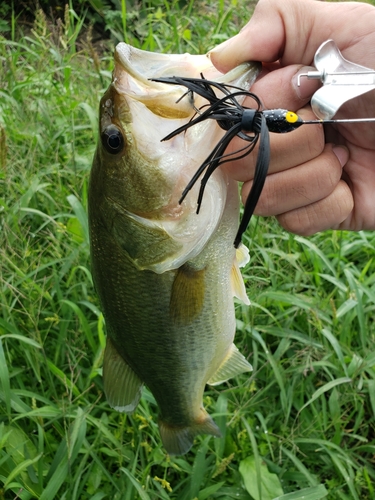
[151,74,305,247]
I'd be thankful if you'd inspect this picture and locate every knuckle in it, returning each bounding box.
[277,209,316,236]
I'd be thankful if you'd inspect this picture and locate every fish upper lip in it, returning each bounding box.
[113,45,261,119]
[115,43,175,90]
[114,42,260,93]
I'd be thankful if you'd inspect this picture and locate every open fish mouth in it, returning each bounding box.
[96,44,261,273]
[113,42,261,119]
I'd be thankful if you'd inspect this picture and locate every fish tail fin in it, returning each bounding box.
[159,410,221,455]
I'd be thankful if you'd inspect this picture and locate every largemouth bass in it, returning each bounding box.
[88,43,260,455]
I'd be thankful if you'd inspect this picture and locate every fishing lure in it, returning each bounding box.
[151,39,375,247]
[151,76,305,247]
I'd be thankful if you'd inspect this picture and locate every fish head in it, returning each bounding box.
[91,44,260,271]
[94,43,260,215]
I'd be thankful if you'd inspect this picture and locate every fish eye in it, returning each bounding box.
[101,125,124,154]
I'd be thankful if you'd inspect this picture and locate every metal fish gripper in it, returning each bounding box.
[298,39,375,120]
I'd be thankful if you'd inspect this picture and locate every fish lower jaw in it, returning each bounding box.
[135,196,187,220]
[106,195,175,221]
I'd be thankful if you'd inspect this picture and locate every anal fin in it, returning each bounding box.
[103,337,143,413]
[207,344,253,386]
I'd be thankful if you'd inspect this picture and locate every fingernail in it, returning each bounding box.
[209,37,234,56]
[332,145,349,167]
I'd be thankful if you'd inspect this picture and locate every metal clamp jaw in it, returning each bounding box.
[298,39,375,119]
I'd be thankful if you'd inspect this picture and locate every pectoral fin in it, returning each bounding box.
[207,344,253,386]
[231,244,250,305]
[103,337,143,413]
[170,264,205,325]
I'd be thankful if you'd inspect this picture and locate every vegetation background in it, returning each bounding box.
[2,0,375,498]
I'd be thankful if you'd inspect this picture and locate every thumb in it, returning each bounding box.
[210,0,317,72]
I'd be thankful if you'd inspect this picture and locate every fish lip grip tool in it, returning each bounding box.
[298,39,375,120]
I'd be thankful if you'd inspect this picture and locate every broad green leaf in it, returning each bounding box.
[367,379,375,418]
[239,456,283,500]
[46,359,80,397]
[13,406,61,421]
[79,102,98,134]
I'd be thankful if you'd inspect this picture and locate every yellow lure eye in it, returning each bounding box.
[285,111,299,123]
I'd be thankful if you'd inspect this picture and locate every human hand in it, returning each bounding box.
[210,0,375,233]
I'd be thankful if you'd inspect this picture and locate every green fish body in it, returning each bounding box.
[89,44,260,455]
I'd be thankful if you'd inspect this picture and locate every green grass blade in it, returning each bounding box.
[273,484,328,500]
[298,378,352,414]
[120,468,151,500]
[0,339,11,416]
[280,446,318,487]
[4,453,42,489]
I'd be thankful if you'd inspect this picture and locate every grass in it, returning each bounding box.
[1,0,375,498]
